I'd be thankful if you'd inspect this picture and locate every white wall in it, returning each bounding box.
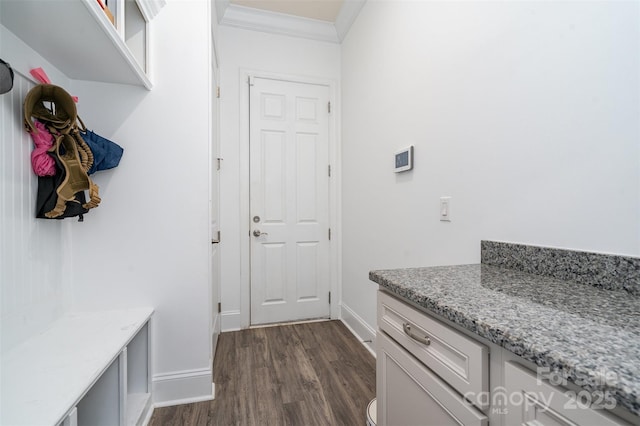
[0,25,73,354]
[341,1,640,336]
[218,25,340,330]
[68,0,213,404]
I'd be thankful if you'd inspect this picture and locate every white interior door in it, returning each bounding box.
[249,77,331,325]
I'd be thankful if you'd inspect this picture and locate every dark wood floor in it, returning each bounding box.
[149,320,376,426]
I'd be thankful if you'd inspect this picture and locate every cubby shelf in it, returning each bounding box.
[0,308,153,426]
[0,0,152,89]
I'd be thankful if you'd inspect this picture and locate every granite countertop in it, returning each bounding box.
[370,261,640,417]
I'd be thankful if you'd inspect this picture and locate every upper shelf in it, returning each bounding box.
[0,0,152,90]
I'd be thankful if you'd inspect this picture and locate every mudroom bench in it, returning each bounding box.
[1,308,153,426]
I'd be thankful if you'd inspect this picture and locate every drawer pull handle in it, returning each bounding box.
[403,322,431,346]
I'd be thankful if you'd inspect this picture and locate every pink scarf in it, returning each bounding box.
[29,120,56,177]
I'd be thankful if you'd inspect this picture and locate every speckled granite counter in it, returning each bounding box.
[370,243,640,417]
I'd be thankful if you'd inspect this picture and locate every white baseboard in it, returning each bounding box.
[221,310,241,331]
[340,302,376,357]
[152,368,214,407]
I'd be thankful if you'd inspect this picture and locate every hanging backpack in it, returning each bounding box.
[24,84,101,220]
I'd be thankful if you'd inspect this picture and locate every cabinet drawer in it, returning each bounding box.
[504,362,631,426]
[378,291,488,403]
[377,332,488,426]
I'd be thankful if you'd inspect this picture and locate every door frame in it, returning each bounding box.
[209,0,221,377]
[239,69,341,329]
[209,62,221,363]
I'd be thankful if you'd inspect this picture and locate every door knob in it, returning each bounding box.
[253,230,268,237]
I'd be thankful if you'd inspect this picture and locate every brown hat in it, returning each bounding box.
[23,84,78,132]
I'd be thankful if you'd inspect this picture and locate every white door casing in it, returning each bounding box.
[249,76,331,325]
[210,19,221,358]
[211,74,221,352]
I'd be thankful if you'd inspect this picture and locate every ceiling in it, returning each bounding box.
[216,0,366,43]
[230,0,345,23]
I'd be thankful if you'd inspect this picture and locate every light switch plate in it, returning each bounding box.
[440,196,451,221]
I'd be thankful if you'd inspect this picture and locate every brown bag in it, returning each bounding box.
[24,84,100,219]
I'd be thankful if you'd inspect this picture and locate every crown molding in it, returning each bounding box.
[215,0,230,24]
[220,4,340,43]
[335,0,366,42]
[215,0,367,43]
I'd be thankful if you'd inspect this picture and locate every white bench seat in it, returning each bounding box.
[1,308,153,426]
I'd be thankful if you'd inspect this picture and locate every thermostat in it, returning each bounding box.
[394,146,413,172]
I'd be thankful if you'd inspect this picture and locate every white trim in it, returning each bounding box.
[221,4,339,43]
[239,69,341,329]
[135,0,166,22]
[211,312,221,363]
[334,0,366,42]
[212,311,221,337]
[140,402,155,426]
[249,318,331,329]
[206,0,216,401]
[215,0,230,24]
[329,77,342,322]
[239,70,251,329]
[152,394,214,409]
[152,368,213,407]
[221,310,241,331]
[341,303,376,357]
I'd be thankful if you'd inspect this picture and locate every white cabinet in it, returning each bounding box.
[0,0,164,89]
[377,291,488,426]
[65,320,153,426]
[377,332,488,426]
[503,362,631,426]
[376,290,637,426]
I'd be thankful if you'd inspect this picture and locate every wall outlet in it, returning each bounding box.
[440,197,451,221]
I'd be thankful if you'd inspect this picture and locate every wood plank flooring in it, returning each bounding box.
[148,320,376,426]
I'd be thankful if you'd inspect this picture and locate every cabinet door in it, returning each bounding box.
[504,362,630,426]
[377,332,488,426]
